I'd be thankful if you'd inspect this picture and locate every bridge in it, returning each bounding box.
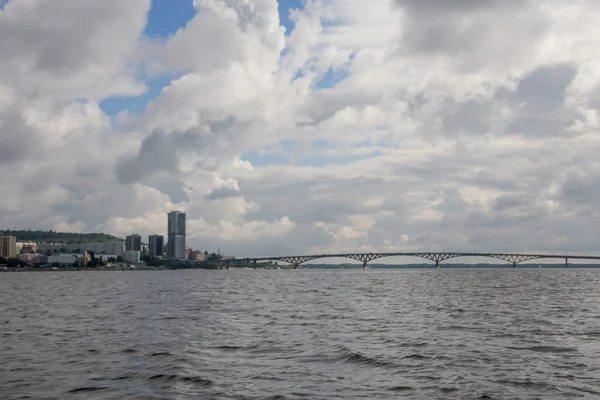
[221,252,600,269]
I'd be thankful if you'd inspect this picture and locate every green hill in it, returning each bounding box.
[0,230,122,244]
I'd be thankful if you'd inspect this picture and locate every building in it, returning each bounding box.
[1,236,17,258]
[0,233,3,257]
[47,253,89,266]
[124,250,141,263]
[38,241,125,256]
[125,234,142,252]
[18,253,47,264]
[148,235,164,258]
[167,211,186,259]
[16,242,37,253]
[189,250,206,262]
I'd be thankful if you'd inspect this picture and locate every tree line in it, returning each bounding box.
[0,229,122,244]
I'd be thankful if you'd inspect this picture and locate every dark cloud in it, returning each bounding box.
[507,64,577,137]
[116,130,203,184]
[392,0,547,70]
[0,0,149,76]
[0,110,36,165]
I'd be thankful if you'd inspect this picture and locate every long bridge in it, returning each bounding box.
[222,252,600,269]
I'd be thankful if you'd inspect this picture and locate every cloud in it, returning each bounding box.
[2,0,600,260]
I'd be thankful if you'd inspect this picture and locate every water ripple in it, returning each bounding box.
[1,269,600,399]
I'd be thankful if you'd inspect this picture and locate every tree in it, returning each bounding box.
[208,253,221,261]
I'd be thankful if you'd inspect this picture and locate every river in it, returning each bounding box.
[2,269,600,399]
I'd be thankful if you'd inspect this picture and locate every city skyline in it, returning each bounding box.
[2,1,600,258]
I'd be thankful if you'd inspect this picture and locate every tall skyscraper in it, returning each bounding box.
[148,235,164,258]
[167,211,186,259]
[125,234,142,252]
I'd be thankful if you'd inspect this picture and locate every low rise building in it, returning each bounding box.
[47,253,89,266]
[16,242,37,253]
[124,250,140,263]
[189,250,207,262]
[18,253,47,264]
[38,241,125,256]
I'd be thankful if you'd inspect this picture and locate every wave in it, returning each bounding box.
[149,351,172,357]
[403,354,431,360]
[505,345,576,353]
[146,374,213,386]
[67,386,110,393]
[212,345,246,350]
[389,385,413,392]
[323,345,397,368]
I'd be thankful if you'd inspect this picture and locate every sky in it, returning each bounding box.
[1,0,600,258]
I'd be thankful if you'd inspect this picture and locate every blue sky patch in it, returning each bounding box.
[278,0,305,35]
[144,0,196,38]
[99,72,179,120]
[243,139,383,168]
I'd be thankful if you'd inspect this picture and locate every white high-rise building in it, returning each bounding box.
[167,211,186,259]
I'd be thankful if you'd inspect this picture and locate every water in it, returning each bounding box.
[2,269,600,400]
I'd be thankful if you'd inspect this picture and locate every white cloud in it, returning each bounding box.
[2,0,600,260]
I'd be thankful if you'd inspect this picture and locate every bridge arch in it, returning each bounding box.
[232,252,586,269]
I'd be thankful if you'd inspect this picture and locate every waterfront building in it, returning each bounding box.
[0,233,3,257]
[125,234,142,252]
[47,253,89,266]
[1,235,17,258]
[167,211,186,259]
[189,250,206,262]
[17,242,37,253]
[148,235,164,258]
[124,250,141,263]
[18,253,48,264]
[38,241,125,256]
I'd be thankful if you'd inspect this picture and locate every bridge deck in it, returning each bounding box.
[219,252,600,267]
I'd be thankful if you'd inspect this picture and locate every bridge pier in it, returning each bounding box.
[435,261,440,269]
[362,262,368,269]
[293,263,300,269]
[513,262,516,268]
[565,258,568,268]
